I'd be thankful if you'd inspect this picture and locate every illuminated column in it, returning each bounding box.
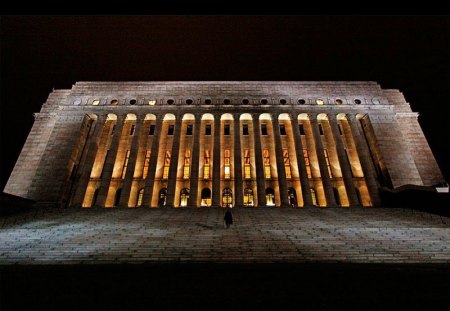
[289,113,313,206]
[252,114,266,207]
[233,112,243,208]
[118,114,145,207]
[212,114,221,207]
[271,115,289,207]
[310,115,337,207]
[187,114,202,207]
[96,114,126,207]
[329,115,360,206]
[142,115,163,207]
[71,114,106,207]
[166,115,183,207]
[348,114,381,206]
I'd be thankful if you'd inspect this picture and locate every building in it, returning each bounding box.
[4,81,445,208]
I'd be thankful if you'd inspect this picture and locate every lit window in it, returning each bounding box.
[186,124,193,136]
[243,188,254,207]
[244,149,251,179]
[180,188,189,207]
[310,188,318,206]
[148,100,156,106]
[266,188,275,206]
[283,149,292,179]
[222,188,232,208]
[168,124,174,135]
[280,124,286,135]
[243,124,249,135]
[130,124,136,135]
[163,151,171,179]
[92,99,100,106]
[137,188,144,207]
[204,150,211,179]
[324,149,333,178]
[263,149,271,179]
[318,124,324,135]
[205,124,211,135]
[224,124,230,135]
[142,150,151,179]
[111,99,118,105]
[299,124,305,135]
[121,150,130,179]
[183,149,191,179]
[148,124,155,135]
[303,149,312,178]
[335,99,343,105]
[224,149,231,179]
[261,124,268,135]
[316,99,324,105]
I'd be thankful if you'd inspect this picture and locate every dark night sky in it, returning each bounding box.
[1,15,449,191]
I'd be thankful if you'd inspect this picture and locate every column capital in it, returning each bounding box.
[327,114,337,121]
[347,113,357,122]
[288,112,298,121]
[214,113,221,121]
[271,113,279,121]
[307,113,318,120]
[251,113,260,120]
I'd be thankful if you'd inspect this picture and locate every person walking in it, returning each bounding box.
[224,207,233,229]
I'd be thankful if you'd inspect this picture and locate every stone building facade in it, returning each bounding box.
[4,81,445,208]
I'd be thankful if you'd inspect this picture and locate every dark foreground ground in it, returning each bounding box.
[2,263,450,310]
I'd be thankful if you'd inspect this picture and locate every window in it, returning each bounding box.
[280,124,286,135]
[224,124,230,135]
[137,188,144,207]
[223,99,231,104]
[92,99,100,106]
[243,124,249,136]
[111,99,118,105]
[163,151,171,179]
[130,99,136,105]
[142,150,151,179]
[310,188,318,206]
[201,188,211,207]
[183,149,191,179]
[318,124,324,135]
[324,149,333,178]
[354,99,362,104]
[224,150,231,179]
[298,99,306,105]
[335,99,343,105]
[205,124,211,135]
[130,124,136,135]
[263,149,271,179]
[261,124,268,135]
[316,99,324,105]
[266,188,275,206]
[338,124,343,135]
[158,188,167,207]
[186,124,193,135]
[186,99,193,105]
[167,99,174,105]
[121,150,130,179]
[288,188,297,208]
[261,99,268,104]
[280,99,287,105]
[168,124,174,135]
[283,149,292,179]
[148,100,156,106]
[180,188,189,207]
[244,149,251,179]
[299,124,305,135]
[148,124,155,135]
[242,99,249,104]
[205,99,212,105]
[243,188,254,207]
[222,188,232,208]
[303,149,312,178]
[204,150,211,179]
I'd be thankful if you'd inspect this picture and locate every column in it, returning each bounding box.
[165,115,183,207]
[187,114,202,207]
[329,115,360,206]
[289,113,313,206]
[212,114,221,207]
[118,114,145,207]
[70,114,106,207]
[252,114,266,207]
[271,115,290,207]
[310,115,337,207]
[348,114,381,206]
[142,116,163,207]
[233,113,243,208]
[96,114,126,207]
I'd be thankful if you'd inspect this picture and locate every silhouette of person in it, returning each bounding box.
[224,207,233,229]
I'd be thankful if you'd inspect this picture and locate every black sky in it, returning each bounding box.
[1,15,449,191]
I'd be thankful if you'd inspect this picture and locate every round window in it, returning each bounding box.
[298,99,306,105]
[167,99,174,105]
[354,99,362,104]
